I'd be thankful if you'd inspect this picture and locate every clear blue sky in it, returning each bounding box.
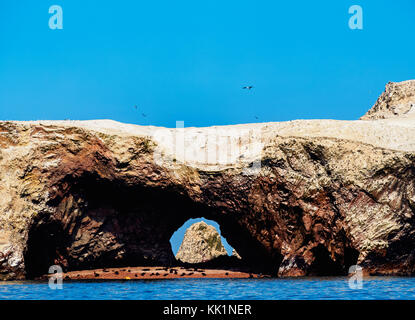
[1,1,414,252]
[1,1,414,126]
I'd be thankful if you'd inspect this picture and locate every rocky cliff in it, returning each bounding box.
[1,80,415,279]
[175,221,227,263]
[361,80,415,120]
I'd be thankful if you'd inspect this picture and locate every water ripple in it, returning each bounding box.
[1,277,415,300]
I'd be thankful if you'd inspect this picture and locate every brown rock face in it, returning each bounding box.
[175,221,228,264]
[1,80,415,279]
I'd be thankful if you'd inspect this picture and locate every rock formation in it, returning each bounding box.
[232,249,241,260]
[175,221,227,263]
[361,80,415,120]
[1,80,415,279]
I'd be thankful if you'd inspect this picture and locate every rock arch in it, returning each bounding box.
[23,171,279,278]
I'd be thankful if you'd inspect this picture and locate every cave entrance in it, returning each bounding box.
[24,217,69,279]
[307,244,359,276]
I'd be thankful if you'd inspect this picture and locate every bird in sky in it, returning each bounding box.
[142,113,147,117]
[134,105,138,109]
[242,86,254,90]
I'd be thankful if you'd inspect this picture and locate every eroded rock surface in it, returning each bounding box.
[1,80,415,279]
[361,80,415,120]
[175,221,227,264]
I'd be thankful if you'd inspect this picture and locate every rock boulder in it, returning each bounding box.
[175,222,228,264]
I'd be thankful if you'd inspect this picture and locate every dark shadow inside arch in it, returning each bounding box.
[23,173,280,279]
[24,218,68,279]
[308,244,359,276]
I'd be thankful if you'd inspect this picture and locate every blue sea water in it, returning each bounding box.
[1,277,415,300]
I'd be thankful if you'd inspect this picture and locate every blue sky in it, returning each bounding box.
[1,1,414,127]
[1,1,414,252]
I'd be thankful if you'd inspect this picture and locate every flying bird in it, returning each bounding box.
[142,113,147,117]
[242,86,254,90]
[134,105,138,109]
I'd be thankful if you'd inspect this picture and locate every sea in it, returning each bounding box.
[1,277,415,300]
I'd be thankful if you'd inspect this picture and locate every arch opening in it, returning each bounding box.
[170,218,234,256]
[169,217,249,271]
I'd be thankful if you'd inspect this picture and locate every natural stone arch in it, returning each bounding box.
[23,172,280,278]
[14,129,364,280]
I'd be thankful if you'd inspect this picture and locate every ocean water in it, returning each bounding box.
[1,277,415,300]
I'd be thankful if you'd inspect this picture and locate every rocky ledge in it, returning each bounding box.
[1,80,415,280]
